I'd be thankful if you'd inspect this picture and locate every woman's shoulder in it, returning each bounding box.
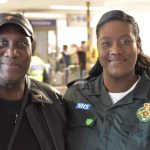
[67,76,98,87]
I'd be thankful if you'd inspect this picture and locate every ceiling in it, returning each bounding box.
[0,0,149,20]
[1,0,150,14]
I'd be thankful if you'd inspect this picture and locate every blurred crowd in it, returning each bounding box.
[56,41,98,84]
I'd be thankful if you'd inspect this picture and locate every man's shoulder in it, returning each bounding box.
[29,79,67,131]
[31,79,59,93]
[30,79,62,104]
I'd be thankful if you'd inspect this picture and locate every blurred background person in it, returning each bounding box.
[28,40,50,83]
[77,41,88,78]
[61,45,71,84]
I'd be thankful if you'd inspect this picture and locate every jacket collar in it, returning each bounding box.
[26,77,53,104]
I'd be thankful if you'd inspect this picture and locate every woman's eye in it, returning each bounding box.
[120,39,132,45]
[101,41,111,48]
[0,40,7,48]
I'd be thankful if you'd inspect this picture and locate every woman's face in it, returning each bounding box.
[97,20,139,80]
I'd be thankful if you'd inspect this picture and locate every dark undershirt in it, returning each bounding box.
[0,98,41,150]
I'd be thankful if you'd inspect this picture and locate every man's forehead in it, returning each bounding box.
[0,24,30,37]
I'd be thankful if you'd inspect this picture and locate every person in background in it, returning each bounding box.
[62,45,70,84]
[0,12,66,150]
[28,40,48,83]
[69,44,79,65]
[77,41,87,78]
[64,10,150,150]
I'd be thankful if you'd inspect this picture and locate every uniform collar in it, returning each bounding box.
[74,74,150,108]
[84,74,150,106]
[74,75,109,96]
[78,75,113,107]
[84,75,103,96]
[133,74,150,100]
[74,75,112,106]
[86,74,150,98]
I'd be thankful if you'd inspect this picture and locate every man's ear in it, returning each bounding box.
[136,38,141,54]
[32,40,36,55]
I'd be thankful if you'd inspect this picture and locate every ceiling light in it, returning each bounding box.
[0,0,7,4]
[49,5,102,11]
[24,12,65,19]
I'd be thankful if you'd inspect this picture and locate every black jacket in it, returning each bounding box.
[25,78,66,150]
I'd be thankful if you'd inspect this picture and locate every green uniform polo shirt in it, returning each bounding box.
[64,74,150,150]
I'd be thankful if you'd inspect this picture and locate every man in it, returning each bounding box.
[0,13,66,150]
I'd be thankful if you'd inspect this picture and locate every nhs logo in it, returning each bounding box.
[75,103,92,110]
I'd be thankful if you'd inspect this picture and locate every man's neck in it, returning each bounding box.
[0,82,25,101]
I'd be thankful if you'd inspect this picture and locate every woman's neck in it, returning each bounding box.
[103,74,139,93]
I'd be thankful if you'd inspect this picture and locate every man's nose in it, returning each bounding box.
[4,46,19,58]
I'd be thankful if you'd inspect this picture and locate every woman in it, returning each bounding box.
[64,10,150,150]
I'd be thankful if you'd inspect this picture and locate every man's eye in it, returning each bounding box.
[0,40,7,48]
[17,41,29,48]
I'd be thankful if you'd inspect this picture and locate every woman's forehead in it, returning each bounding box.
[98,20,134,37]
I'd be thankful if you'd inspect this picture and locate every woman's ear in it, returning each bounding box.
[137,43,140,54]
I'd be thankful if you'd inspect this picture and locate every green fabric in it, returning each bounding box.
[64,75,150,150]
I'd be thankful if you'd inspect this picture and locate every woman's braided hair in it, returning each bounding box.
[88,10,150,79]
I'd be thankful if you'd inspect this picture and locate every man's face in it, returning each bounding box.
[0,24,32,85]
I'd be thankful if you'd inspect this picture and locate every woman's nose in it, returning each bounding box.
[109,42,123,54]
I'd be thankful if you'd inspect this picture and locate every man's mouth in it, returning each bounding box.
[2,63,20,69]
